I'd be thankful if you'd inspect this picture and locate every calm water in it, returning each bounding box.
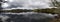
[0,12,58,22]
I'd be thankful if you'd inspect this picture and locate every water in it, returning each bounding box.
[0,12,58,22]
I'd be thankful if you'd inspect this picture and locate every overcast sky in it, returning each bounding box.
[2,0,54,10]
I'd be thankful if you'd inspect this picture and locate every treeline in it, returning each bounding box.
[0,8,59,14]
[0,9,33,13]
[33,8,58,14]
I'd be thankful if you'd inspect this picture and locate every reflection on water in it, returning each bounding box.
[0,12,58,22]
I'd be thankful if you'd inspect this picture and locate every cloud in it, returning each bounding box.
[2,0,52,9]
[2,3,10,8]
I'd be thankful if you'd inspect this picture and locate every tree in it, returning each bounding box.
[51,0,60,22]
[51,0,60,14]
[51,0,60,8]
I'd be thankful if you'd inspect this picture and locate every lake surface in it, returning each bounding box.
[0,12,58,22]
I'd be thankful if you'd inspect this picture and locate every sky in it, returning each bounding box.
[2,0,54,10]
